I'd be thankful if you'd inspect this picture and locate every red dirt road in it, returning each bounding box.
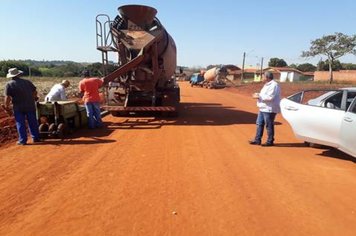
[1,82,356,235]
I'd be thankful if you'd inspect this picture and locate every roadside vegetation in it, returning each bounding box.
[0,77,82,101]
[0,60,118,78]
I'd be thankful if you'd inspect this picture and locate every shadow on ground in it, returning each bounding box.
[276,142,356,163]
[32,123,116,145]
[274,143,308,148]
[318,148,356,163]
[108,102,257,129]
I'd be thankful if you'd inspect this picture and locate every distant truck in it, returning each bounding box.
[202,67,227,89]
[189,73,204,87]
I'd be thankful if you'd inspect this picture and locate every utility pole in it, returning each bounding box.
[241,52,246,82]
[260,57,264,81]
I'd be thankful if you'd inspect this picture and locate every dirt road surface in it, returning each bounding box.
[1,82,356,235]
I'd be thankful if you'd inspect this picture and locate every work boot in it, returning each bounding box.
[249,140,261,145]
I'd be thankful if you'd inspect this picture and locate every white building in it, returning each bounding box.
[263,67,304,82]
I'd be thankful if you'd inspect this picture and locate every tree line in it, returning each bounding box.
[205,58,356,73]
[2,58,355,79]
[269,58,356,72]
[0,60,118,77]
[267,33,356,83]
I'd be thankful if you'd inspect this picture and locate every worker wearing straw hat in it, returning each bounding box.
[4,68,40,145]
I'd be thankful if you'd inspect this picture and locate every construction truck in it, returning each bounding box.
[202,66,228,89]
[96,5,180,116]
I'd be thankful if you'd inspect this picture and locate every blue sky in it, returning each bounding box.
[1,0,355,68]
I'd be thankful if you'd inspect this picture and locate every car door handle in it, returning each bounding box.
[343,117,353,122]
[284,106,299,111]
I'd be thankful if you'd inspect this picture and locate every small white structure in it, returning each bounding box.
[264,67,304,82]
[279,68,302,82]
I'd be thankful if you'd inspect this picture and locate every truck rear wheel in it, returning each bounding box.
[48,123,57,137]
[39,123,49,138]
[57,123,66,139]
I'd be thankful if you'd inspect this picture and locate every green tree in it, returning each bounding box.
[268,58,288,67]
[86,62,118,76]
[302,32,356,83]
[86,62,103,76]
[317,60,343,71]
[297,63,317,72]
[28,67,42,76]
[0,60,32,77]
[342,63,356,70]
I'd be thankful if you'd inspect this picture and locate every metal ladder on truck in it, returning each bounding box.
[95,14,117,76]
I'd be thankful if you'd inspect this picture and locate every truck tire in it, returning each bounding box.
[39,123,49,138]
[57,123,66,139]
[48,123,57,137]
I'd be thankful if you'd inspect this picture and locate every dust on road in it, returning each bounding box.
[1,82,356,235]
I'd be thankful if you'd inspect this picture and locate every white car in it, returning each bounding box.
[280,88,356,158]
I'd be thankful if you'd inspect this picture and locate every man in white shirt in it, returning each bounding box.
[45,80,70,102]
[249,71,281,146]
